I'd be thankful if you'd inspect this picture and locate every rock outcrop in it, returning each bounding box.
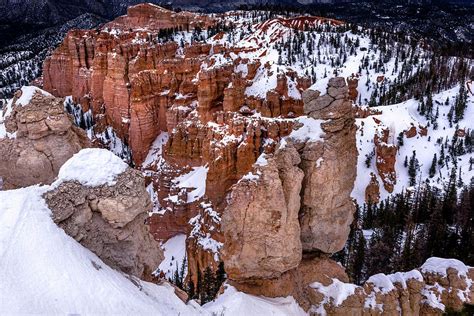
[223,147,304,280]
[309,258,474,315]
[0,88,90,189]
[43,162,161,280]
[374,127,397,193]
[300,77,357,254]
[365,172,381,204]
[222,77,358,296]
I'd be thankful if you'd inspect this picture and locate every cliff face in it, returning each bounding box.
[43,4,306,166]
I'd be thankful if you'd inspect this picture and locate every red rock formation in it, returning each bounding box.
[43,6,306,165]
[41,3,330,290]
[354,105,383,118]
[405,125,418,138]
[374,128,397,193]
[347,75,359,102]
[106,3,215,32]
[365,172,381,204]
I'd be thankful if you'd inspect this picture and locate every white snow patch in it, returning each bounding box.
[54,148,128,187]
[157,234,187,280]
[311,278,359,308]
[173,166,209,203]
[421,257,471,278]
[204,285,307,316]
[143,132,169,168]
[280,116,325,148]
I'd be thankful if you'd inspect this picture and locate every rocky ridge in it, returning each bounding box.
[221,76,358,305]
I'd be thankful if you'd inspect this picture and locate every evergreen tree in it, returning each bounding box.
[201,267,216,304]
[429,154,437,178]
[215,262,226,292]
[408,151,419,186]
[351,231,366,284]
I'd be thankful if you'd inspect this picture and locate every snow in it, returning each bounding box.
[255,153,269,166]
[1,86,51,139]
[240,170,262,182]
[280,116,325,148]
[157,234,187,279]
[146,182,161,214]
[352,85,474,205]
[15,85,52,107]
[54,148,128,187]
[367,270,422,293]
[311,278,359,308]
[420,257,471,278]
[0,186,203,315]
[204,285,307,316]
[421,282,447,311]
[143,132,169,168]
[172,166,209,203]
[367,274,395,293]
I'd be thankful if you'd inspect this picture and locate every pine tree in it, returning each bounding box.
[215,262,226,293]
[201,267,216,304]
[429,154,437,178]
[438,145,445,167]
[187,272,195,299]
[454,80,468,122]
[408,151,419,186]
[397,132,404,147]
[351,231,366,284]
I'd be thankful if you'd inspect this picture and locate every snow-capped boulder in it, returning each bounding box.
[43,149,162,280]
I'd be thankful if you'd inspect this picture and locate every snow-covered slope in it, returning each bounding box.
[0,148,311,315]
[0,149,203,315]
[352,84,474,204]
[204,285,307,316]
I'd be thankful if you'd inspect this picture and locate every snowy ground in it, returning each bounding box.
[0,148,310,315]
[352,85,474,204]
[0,189,202,315]
[157,234,187,280]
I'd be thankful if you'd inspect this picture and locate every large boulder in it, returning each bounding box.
[43,149,162,280]
[0,87,90,189]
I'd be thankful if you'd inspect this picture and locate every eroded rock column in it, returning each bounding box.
[299,77,358,254]
[221,77,358,305]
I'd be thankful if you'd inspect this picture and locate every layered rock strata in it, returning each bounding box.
[43,4,305,166]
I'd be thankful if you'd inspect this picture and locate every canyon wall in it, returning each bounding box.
[43,4,305,166]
